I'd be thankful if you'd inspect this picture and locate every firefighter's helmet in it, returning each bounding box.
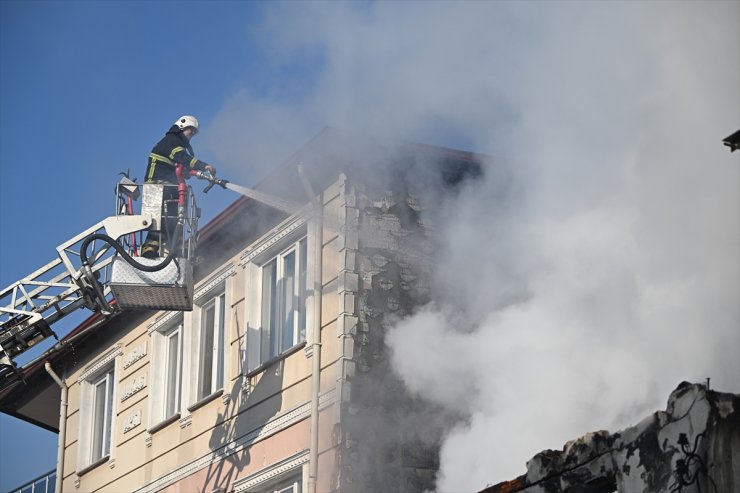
[174,115,199,133]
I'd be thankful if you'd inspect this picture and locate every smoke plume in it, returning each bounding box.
[208,2,739,491]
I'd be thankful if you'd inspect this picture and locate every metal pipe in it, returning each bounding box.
[299,164,323,493]
[45,361,67,493]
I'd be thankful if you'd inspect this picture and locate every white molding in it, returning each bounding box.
[133,388,336,493]
[304,342,316,359]
[122,342,147,369]
[239,216,307,267]
[241,374,252,397]
[194,265,235,303]
[120,374,147,402]
[147,311,181,335]
[233,450,309,491]
[78,345,121,383]
[123,409,141,433]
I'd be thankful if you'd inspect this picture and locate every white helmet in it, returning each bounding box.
[174,115,199,133]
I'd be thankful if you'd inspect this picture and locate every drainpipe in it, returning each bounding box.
[299,165,323,493]
[45,361,67,493]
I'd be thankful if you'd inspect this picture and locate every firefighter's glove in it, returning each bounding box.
[204,165,217,176]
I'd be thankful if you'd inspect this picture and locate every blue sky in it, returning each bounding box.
[0,1,273,488]
[1,1,739,491]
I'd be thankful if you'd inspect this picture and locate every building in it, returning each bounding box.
[481,382,740,493]
[0,128,482,493]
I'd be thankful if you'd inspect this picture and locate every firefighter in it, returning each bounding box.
[141,115,217,258]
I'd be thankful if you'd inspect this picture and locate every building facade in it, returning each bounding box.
[1,129,481,493]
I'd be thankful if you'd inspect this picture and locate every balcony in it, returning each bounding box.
[8,469,55,493]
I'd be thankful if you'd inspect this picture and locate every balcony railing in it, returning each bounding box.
[8,469,56,493]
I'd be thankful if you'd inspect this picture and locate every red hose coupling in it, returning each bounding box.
[175,164,188,207]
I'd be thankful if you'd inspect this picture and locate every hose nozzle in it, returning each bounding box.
[203,176,228,193]
[194,170,229,193]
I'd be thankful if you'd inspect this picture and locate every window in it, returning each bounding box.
[244,225,311,373]
[90,368,115,462]
[196,290,226,400]
[164,323,183,417]
[149,274,231,426]
[260,238,307,363]
[149,316,184,428]
[78,357,116,471]
[162,322,183,418]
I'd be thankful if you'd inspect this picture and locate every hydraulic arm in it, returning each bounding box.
[0,167,204,384]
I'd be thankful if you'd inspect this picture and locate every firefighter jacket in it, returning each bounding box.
[145,125,211,183]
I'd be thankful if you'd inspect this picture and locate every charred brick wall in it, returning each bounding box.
[336,183,452,492]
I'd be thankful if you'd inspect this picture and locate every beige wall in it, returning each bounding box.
[60,178,347,492]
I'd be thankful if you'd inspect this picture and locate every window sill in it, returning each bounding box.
[187,389,224,413]
[147,413,181,434]
[77,455,109,476]
[246,341,306,378]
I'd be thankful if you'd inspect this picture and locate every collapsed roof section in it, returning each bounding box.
[481,382,740,493]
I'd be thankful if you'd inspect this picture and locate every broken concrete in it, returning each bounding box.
[481,382,740,493]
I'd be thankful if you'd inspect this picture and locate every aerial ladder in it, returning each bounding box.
[0,165,230,387]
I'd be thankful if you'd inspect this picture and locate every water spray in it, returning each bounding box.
[190,166,346,234]
[222,182,301,214]
[192,170,301,214]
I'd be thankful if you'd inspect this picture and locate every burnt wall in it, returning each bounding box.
[337,184,453,492]
[482,383,740,493]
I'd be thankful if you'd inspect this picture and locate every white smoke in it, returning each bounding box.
[209,2,740,491]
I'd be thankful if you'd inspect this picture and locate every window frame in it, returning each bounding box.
[259,237,308,363]
[89,368,115,463]
[243,221,312,374]
[191,286,228,405]
[148,315,184,431]
[162,323,183,418]
[77,354,117,473]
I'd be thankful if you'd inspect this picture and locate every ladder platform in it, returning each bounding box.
[110,256,193,311]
